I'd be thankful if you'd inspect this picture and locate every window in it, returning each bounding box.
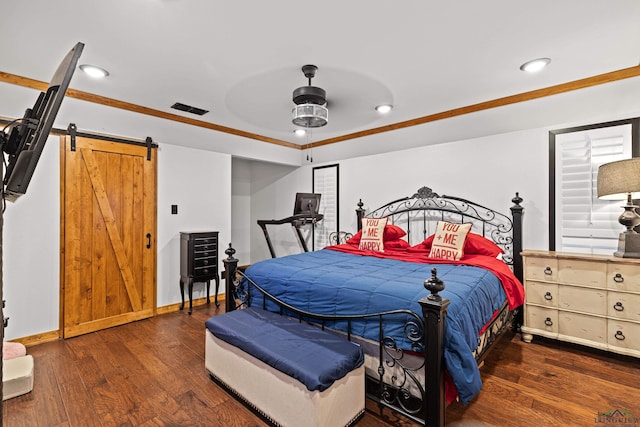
[312,164,339,250]
[550,118,640,254]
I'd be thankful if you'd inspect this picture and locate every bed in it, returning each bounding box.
[221,186,525,427]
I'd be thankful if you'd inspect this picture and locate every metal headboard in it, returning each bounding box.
[356,186,524,277]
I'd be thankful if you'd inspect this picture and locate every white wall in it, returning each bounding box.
[3,135,61,341]
[248,161,304,263]
[2,138,232,340]
[337,128,549,251]
[156,144,231,308]
[231,158,252,265]
[246,126,554,264]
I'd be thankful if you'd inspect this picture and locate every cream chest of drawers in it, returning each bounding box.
[521,250,640,358]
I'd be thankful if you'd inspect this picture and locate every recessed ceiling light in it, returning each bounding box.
[375,104,393,114]
[294,129,306,136]
[79,64,110,78]
[519,58,551,73]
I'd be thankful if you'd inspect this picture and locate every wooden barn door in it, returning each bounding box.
[61,135,157,338]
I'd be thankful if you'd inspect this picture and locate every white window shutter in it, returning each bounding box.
[313,165,338,250]
[555,124,632,254]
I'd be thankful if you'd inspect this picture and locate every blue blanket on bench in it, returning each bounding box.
[205,307,364,392]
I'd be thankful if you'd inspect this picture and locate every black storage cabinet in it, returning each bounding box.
[179,231,219,314]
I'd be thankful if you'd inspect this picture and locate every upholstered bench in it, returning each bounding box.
[205,307,365,427]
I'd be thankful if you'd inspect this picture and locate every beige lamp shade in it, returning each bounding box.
[597,158,640,200]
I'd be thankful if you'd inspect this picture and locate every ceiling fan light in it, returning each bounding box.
[375,104,393,114]
[291,64,328,128]
[294,129,307,136]
[292,104,328,128]
[519,58,551,73]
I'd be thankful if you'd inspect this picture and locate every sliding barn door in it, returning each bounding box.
[61,136,157,338]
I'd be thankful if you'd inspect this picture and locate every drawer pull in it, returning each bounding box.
[544,292,553,301]
[613,302,624,312]
[615,330,625,341]
[544,317,553,326]
[613,273,624,283]
[544,267,552,275]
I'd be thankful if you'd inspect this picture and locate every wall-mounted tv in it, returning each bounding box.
[1,42,84,202]
[293,193,321,216]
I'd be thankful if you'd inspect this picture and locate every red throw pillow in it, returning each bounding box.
[417,232,504,258]
[383,224,406,241]
[345,233,360,245]
[465,233,505,257]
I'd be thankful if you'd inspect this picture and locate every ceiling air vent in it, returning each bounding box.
[171,102,209,116]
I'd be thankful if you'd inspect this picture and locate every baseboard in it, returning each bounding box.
[156,294,227,315]
[12,293,228,347]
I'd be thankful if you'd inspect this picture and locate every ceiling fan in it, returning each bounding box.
[291,65,328,129]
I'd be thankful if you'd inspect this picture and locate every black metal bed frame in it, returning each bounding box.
[222,187,524,427]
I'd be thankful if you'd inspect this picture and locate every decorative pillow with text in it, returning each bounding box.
[428,221,472,260]
[346,223,406,245]
[358,217,388,252]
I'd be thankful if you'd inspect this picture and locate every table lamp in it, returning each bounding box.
[597,158,640,258]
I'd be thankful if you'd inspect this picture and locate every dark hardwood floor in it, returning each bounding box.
[4,303,639,426]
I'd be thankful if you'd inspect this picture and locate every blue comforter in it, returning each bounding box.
[242,249,507,404]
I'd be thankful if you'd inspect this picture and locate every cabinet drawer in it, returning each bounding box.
[607,291,640,322]
[193,237,217,245]
[525,306,558,334]
[607,319,640,354]
[558,311,606,344]
[607,263,640,292]
[557,258,606,288]
[558,286,606,315]
[525,282,557,307]
[194,245,217,254]
[524,257,558,282]
[193,266,217,278]
[194,249,217,259]
[194,257,216,268]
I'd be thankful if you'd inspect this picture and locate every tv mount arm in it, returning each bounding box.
[1,116,41,156]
